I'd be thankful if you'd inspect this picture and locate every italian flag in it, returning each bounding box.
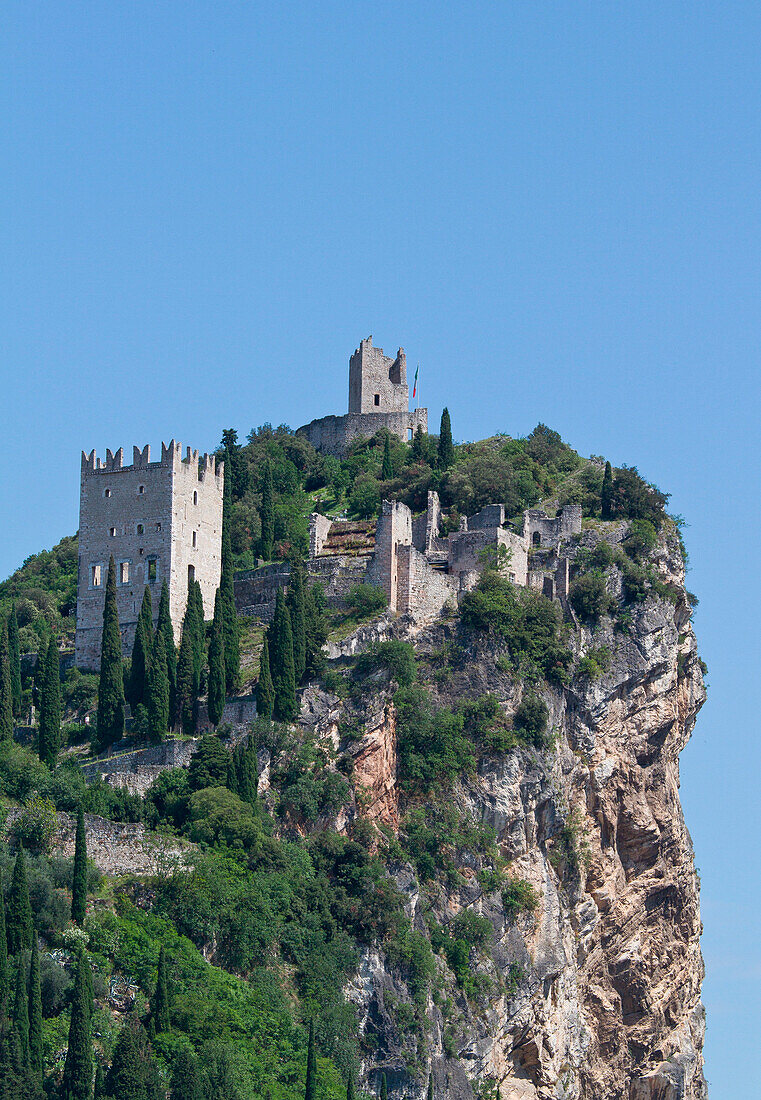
[412,364,419,399]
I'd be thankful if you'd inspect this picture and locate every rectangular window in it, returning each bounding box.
[192,531,197,548]
[147,559,157,583]
[136,523,144,535]
[109,527,116,537]
[155,522,161,532]
[374,393,380,406]
[119,561,130,585]
[91,564,102,587]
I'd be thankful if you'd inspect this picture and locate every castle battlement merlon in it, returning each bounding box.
[81,442,222,484]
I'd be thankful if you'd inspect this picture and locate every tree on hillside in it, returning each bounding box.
[0,619,13,742]
[71,807,88,925]
[221,430,250,499]
[381,433,394,480]
[7,850,33,955]
[379,1073,388,1100]
[170,1049,204,1100]
[7,605,22,717]
[207,589,226,728]
[270,591,297,722]
[96,556,125,750]
[61,950,93,1100]
[259,461,275,561]
[427,1072,434,1100]
[235,735,258,808]
[12,952,29,1067]
[175,595,198,737]
[220,468,241,693]
[304,1019,317,1100]
[156,582,176,719]
[601,460,614,521]
[150,946,171,1035]
[38,633,61,769]
[189,581,206,696]
[0,869,7,1015]
[106,1019,163,1100]
[437,408,454,470]
[255,636,274,720]
[288,565,307,683]
[129,587,153,708]
[27,935,42,1082]
[146,628,170,742]
[303,583,328,680]
[411,423,426,462]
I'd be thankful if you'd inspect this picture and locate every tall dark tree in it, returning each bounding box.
[381,433,394,480]
[347,1076,356,1100]
[0,619,13,743]
[207,589,226,728]
[237,735,258,809]
[38,633,61,768]
[146,629,170,741]
[71,807,88,925]
[220,429,250,499]
[220,467,240,693]
[411,424,426,462]
[150,946,171,1034]
[303,584,328,680]
[379,1072,388,1100]
[175,596,198,737]
[437,407,454,470]
[93,1064,105,1100]
[129,587,153,708]
[0,869,7,1015]
[156,582,176,718]
[270,591,297,723]
[255,636,274,720]
[96,556,125,750]
[601,460,614,521]
[304,1019,317,1100]
[189,581,206,696]
[7,606,22,718]
[27,936,42,1081]
[61,950,92,1100]
[106,1019,162,1100]
[170,1048,204,1100]
[259,461,274,561]
[427,1072,434,1100]
[11,952,29,1067]
[7,851,33,955]
[288,565,307,683]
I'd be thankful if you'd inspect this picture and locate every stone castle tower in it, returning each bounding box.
[75,442,224,670]
[297,337,428,456]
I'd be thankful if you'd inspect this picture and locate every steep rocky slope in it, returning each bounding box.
[295,525,706,1100]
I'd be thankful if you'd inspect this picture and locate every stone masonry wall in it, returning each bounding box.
[348,337,409,414]
[297,409,428,457]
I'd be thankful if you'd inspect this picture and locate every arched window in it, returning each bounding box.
[188,564,195,585]
[532,531,541,548]
[193,491,198,505]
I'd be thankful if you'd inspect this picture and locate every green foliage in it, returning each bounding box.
[221,430,251,501]
[188,735,230,792]
[259,460,275,561]
[146,626,171,742]
[273,743,350,824]
[60,949,92,1100]
[37,634,61,768]
[176,598,199,738]
[12,950,30,1066]
[451,909,492,948]
[95,557,125,750]
[129,586,153,708]
[151,944,172,1034]
[401,802,498,886]
[576,646,612,682]
[608,465,668,528]
[622,519,658,561]
[288,565,307,683]
[106,1018,162,1100]
[501,878,539,920]
[600,460,613,520]
[437,408,454,470]
[256,637,274,720]
[0,741,47,801]
[346,584,387,619]
[513,694,548,748]
[157,581,177,710]
[0,619,13,742]
[207,589,227,728]
[381,433,394,480]
[7,850,33,955]
[0,869,7,1015]
[461,573,572,684]
[188,787,262,849]
[270,591,297,723]
[10,796,57,851]
[355,640,417,688]
[220,474,241,693]
[27,934,42,1081]
[394,686,476,791]
[305,1018,317,1100]
[71,807,88,925]
[7,606,22,718]
[569,572,615,621]
[0,534,78,634]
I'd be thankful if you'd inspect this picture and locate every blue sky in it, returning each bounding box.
[2,3,758,1092]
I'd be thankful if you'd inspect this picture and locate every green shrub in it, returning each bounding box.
[187,787,262,849]
[502,878,539,919]
[569,572,615,621]
[395,686,475,790]
[622,519,657,561]
[356,640,417,687]
[451,909,492,949]
[346,584,388,618]
[576,646,611,682]
[10,795,57,850]
[513,694,548,748]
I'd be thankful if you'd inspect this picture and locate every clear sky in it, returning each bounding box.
[2,3,758,1092]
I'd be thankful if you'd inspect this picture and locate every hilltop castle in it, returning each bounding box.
[297,337,428,455]
[75,442,224,670]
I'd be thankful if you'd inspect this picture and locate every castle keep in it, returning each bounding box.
[297,337,428,456]
[75,442,224,670]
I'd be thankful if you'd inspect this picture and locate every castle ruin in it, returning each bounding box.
[75,442,224,670]
[297,337,428,456]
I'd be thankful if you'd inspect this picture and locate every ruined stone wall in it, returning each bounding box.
[234,562,292,621]
[297,409,428,457]
[310,513,333,557]
[366,501,413,610]
[448,527,528,585]
[348,337,409,414]
[396,545,458,621]
[523,504,582,548]
[308,555,371,607]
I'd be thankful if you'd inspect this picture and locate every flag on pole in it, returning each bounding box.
[412,363,419,399]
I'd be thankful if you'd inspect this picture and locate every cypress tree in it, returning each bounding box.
[93,1064,105,1100]
[255,636,274,720]
[61,950,92,1100]
[437,408,454,470]
[106,1020,159,1100]
[220,469,240,693]
[381,433,394,479]
[170,1048,204,1100]
[157,582,177,717]
[27,936,42,1081]
[189,581,205,696]
[601,460,614,520]
[288,566,307,683]
[71,807,88,925]
[207,589,226,728]
[260,461,274,561]
[427,1072,434,1100]
[379,1073,388,1100]
[0,619,13,743]
[38,633,61,769]
[7,606,22,718]
[150,946,171,1034]
[7,851,33,955]
[304,1019,317,1100]
[238,735,258,808]
[146,629,170,741]
[226,752,239,794]
[347,1076,355,1100]
[271,592,297,723]
[0,869,7,1015]
[12,952,28,1067]
[96,556,125,750]
[175,602,197,738]
[411,424,425,462]
[129,587,153,708]
[304,584,327,680]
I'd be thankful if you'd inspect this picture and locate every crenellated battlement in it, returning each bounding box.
[81,442,223,483]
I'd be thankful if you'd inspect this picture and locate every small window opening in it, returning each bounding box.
[138,485,145,495]
[103,488,111,498]
[187,564,195,585]
[192,531,197,548]
[119,561,130,584]
[109,527,116,537]
[407,428,413,440]
[91,564,102,587]
[136,523,144,535]
[532,531,541,548]
[374,393,380,406]
[155,522,161,531]
[147,559,157,583]
[193,491,198,505]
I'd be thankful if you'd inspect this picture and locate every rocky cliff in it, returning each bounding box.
[304,525,706,1100]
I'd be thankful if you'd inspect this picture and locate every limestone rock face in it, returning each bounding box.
[344,530,707,1100]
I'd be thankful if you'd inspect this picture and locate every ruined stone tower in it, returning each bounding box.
[297,337,428,455]
[75,442,224,670]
